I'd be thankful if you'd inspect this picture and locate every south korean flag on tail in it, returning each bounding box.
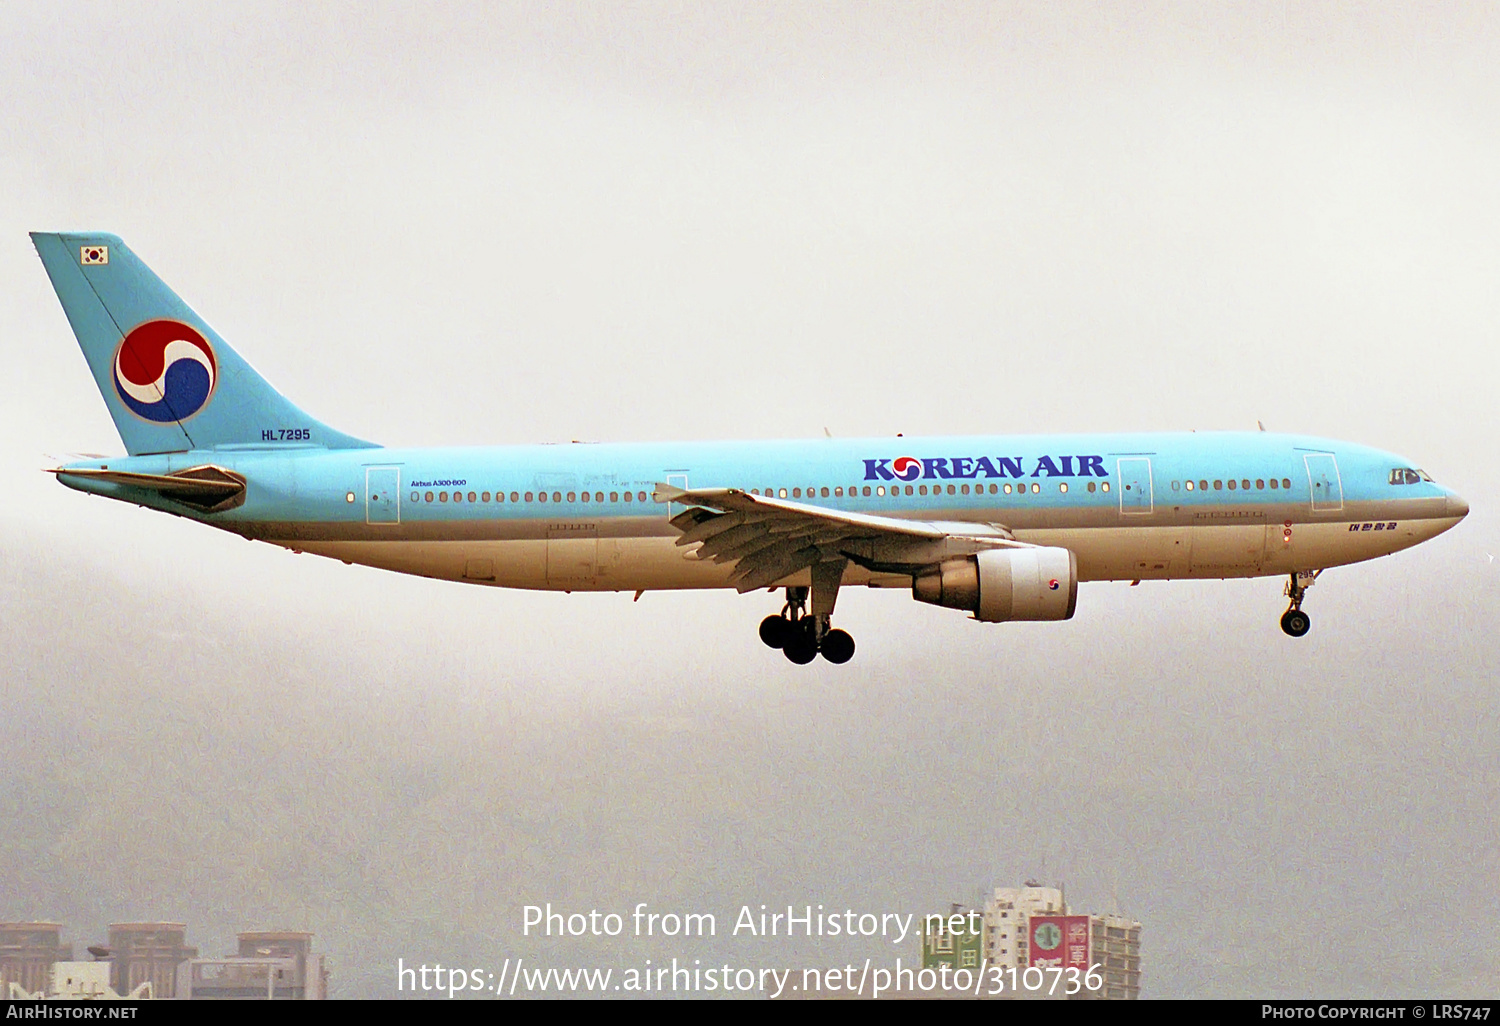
[80,245,108,265]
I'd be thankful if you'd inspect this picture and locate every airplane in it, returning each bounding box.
[32,232,1470,664]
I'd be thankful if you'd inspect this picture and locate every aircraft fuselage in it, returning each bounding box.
[57,431,1467,593]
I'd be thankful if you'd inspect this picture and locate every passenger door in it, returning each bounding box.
[365,467,400,524]
[1303,454,1344,513]
[1117,458,1153,515]
[665,472,689,518]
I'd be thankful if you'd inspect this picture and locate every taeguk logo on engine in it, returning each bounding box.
[113,320,218,423]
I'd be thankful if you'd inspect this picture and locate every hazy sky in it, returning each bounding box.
[1,2,1497,998]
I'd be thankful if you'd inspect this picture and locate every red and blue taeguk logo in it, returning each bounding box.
[891,456,922,482]
[113,320,217,423]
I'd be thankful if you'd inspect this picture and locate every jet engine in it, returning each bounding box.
[911,546,1078,622]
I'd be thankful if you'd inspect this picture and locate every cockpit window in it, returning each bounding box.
[1389,468,1426,485]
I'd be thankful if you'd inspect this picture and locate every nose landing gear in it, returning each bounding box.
[1280,570,1320,637]
[757,562,857,664]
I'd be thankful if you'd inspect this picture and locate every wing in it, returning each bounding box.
[654,484,1026,593]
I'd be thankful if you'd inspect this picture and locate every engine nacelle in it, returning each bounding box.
[912,547,1078,622]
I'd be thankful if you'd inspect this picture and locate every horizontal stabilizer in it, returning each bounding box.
[51,464,246,512]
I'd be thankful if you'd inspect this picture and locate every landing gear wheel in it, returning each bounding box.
[759,615,790,649]
[783,623,819,665]
[819,629,855,664]
[1280,609,1311,638]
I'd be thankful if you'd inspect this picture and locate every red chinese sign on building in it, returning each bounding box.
[1028,915,1090,971]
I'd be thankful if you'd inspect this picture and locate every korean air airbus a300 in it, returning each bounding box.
[34,232,1470,664]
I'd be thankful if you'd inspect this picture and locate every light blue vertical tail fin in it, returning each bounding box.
[32,231,376,455]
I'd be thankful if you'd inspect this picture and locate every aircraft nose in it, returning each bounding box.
[1445,491,1470,519]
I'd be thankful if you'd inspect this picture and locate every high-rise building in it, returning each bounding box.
[1074,914,1142,1000]
[108,923,197,999]
[982,884,1067,968]
[0,923,71,998]
[920,904,985,972]
[975,885,1142,1000]
[176,931,328,999]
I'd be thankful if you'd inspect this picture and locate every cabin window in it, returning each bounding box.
[1059,483,1068,493]
[638,492,647,502]
[1005,483,1014,494]
[1087,482,1096,493]
[1283,478,1292,488]
[580,491,589,502]
[1228,479,1236,490]
[876,486,886,496]
[511,492,520,502]
[1241,480,1250,490]
[1171,481,1179,491]
[792,487,801,498]
[835,486,844,497]
[1269,479,1278,489]
[1256,480,1264,490]
[1199,480,1208,491]
[945,484,955,495]
[623,491,632,502]
[862,486,872,496]
[524,492,534,502]
[1214,480,1223,490]
[1101,482,1110,492]
[919,485,928,495]
[1185,480,1194,491]
[537,492,546,503]
[960,484,970,495]
[596,492,604,502]
[411,491,419,502]
[821,487,830,497]
[439,491,448,502]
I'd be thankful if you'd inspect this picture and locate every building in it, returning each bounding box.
[108,923,198,999]
[176,931,328,999]
[1076,914,1142,1000]
[11,961,154,1000]
[920,904,984,972]
[982,884,1067,969]
[977,884,1142,1000]
[0,923,71,998]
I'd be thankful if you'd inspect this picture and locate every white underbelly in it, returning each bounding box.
[292,516,1458,590]
[1022,518,1456,581]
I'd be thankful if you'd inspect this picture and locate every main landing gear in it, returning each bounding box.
[1280,570,1320,638]
[758,562,856,665]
